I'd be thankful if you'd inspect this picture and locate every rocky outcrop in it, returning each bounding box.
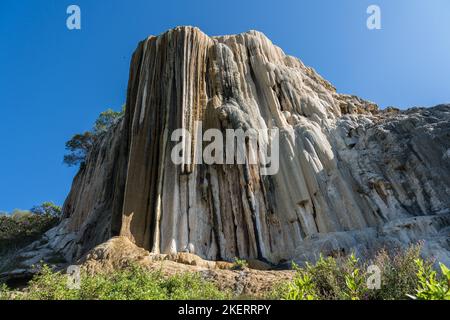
[78,237,294,298]
[6,27,449,276]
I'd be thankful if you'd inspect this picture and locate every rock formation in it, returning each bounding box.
[5,27,450,276]
[78,236,293,298]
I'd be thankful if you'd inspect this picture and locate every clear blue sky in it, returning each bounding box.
[0,0,449,212]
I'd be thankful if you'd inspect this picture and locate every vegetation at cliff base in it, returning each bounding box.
[412,259,450,300]
[0,264,230,300]
[0,245,448,300]
[271,245,450,300]
[232,257,249,270]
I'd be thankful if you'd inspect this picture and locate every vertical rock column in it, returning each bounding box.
[120,27,212,252]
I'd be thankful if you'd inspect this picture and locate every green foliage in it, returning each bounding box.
[370,245,424,300]
[63,131,94,167]
[343,268,365,300]
[30,202,62,217]
[158,271,230,300]
[93,108,124,135]
[232,258,249,270]
[0,283,11,300]
[283,270,318,300]
[271,245,448,300]
[2,246,448,301]
[10,209,32,220]
[0,210,59,243]
[411,260,450,300]
[0,209,59,269]
[2,264,230,300]
[273,254,370,300]
[63,106,125,167]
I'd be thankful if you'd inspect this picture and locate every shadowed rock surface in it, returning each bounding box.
[3,27,449,279]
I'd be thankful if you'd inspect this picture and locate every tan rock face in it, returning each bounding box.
[60,26,450,266]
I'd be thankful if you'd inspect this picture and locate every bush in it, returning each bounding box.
[0,283,11,300]
[1,264,231,300]
[283,272,318,300]
[232,258,248,270]
[10,209,32,220]
[0,213,58,246]
[30,202,62,217]
[370,245,424,300]
[0,209,60,271]
[272,253,370,300]
[93,107,124,135]
[271,245,449,300]
[411,260,450,300]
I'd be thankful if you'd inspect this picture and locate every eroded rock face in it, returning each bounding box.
[57,26,450,266]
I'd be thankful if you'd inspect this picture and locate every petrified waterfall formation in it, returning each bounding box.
[61,27,450,265]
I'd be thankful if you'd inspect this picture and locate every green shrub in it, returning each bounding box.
[30,202,62,217]
[10,209,32,220]
[93,107,124,135]
[273,253,370,300]
[0,208,61,273]
[6,264,230,300]
[271,245,448,300]
[370,245,424,300]
[160,272,230,300]
[0,212,59,255]
[0,283,11,300]
[283,272,318,300]
[3,246,448,301]
[410,260,450,300]
[232,258,248,270]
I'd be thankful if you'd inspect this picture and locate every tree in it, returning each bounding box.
[93,107,124,135]
[63,105,125,167]
[10,209,32,220]
[30,202,62,217]
[63,131,94,167]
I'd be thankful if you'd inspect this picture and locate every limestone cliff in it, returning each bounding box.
[11,27,450,272]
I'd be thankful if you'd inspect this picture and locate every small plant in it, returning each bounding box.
[93,107,125,135]
[409,260,450,300]
[281,264,319,300]
[270,244,448,300]
[341,254,367,300]
[343,268,366,300]
[0,283,11,300]
[232,258,248,270]
[370,245,423,300]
